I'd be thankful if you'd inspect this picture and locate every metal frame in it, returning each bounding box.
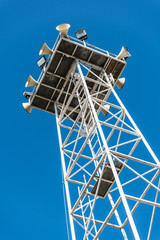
[55,60,160,240]
[24,32,160,239]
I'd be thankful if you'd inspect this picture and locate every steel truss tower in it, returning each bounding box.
[23,28,160,240]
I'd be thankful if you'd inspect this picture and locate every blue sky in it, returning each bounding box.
[1,0,160,239]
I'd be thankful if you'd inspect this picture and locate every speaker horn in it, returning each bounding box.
[25,75,38,88]
[116,46,131,60]
[39,42,53,56]
[101,104,110,116]
[56,24,70,37]
[22,102,33,114]
[116,77,125,90]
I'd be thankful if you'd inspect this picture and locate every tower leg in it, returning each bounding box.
[55,103,76,240]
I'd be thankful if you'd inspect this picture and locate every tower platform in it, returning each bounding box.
[30,37,126,120]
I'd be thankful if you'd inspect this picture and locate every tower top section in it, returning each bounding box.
[23,24,128,117]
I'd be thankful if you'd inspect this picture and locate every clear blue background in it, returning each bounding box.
[0,0,160,239]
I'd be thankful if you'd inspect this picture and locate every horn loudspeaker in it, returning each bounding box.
[116,46,131,60]
[25,75,38,88]
[56,24,70,37]
[39,42,53,55]
[116,77,125,90]
[101,104,110,116]
[22,102,33,114]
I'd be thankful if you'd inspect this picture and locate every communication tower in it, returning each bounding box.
[22,24,160,240]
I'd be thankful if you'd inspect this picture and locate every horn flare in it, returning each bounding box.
[25,75,38,88]
[56,23,70,37]
[22,102,33,114]
[101,104,110,116]
[116,46,131,60]
[39,42,53,56]
[116,77,125,90]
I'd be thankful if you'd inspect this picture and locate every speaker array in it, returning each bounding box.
[22,41,53,113]
[22,24,129,114]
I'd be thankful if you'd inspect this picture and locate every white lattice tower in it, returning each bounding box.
[23,31,160,240]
